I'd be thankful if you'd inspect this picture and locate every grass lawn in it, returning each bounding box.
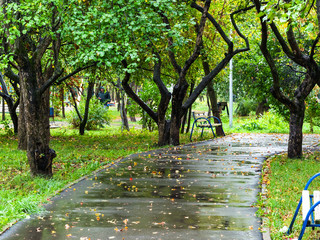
[258,151,320,240]
[1,103,320,239]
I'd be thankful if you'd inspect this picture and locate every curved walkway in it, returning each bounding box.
[1,134,319,240]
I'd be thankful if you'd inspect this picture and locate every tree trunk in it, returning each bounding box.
[79,80,94,135]
[256,99,268,117]
[180,113,187,134]
[60,87,65,118]
[170,83,188,145]
[181,81,195,134]
[20,66,56,177]
[288,102,305,158]
[120,91,129,131]
[18,91,27,150]
[7,102,18,134]
[2,98,4,121]
[186,104,192,133]
[158,120,170,146]
[203,58,224,136]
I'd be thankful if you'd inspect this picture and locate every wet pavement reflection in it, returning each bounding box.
[1,134,319,240]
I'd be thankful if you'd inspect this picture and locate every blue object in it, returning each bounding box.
[287,172,320,239]
[49,107,54,119]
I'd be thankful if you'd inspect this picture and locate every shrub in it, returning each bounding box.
[68,97,110,130]
[235,99,257,116]
[236,109,289,133]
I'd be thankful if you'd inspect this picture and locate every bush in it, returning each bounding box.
[236,109,289,133]
[235,99,257,116]
[68,97,110,130]
[305,95,320,133]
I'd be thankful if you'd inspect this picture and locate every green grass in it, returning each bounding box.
[0,127,163,232]
[258,153,320,239]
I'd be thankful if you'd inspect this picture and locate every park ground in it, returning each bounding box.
[1,102,320,239]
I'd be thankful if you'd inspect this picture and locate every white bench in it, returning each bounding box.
[302,190,320,224]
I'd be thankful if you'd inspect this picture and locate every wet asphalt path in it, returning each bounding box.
[1,133,319,240]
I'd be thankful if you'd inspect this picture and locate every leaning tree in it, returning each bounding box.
[253,0,320,158]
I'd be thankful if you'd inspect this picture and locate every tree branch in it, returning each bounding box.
[182,53,233,113]
[41,62,97,95]
[180,0,210,80]
[157,11,182,74]
[230,5,253,53]
[33,36,52,64]
[191,2,232,49]
[253,0,292,107]
[310,32,320,60]
[121,60,158,123]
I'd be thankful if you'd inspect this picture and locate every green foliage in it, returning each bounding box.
[235,99,257,116]
[68,97,110,130]
[0,120,14,136]
[235,109,289,133]
[63,0,191,71]
[305,91,320,133]
[126,81,170,131]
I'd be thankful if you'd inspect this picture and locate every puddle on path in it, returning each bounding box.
[1,134,319,240]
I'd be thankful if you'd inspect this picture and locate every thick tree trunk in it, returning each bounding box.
[170,83,188,145]
[158,120,170,146]
[288,102,305,158]
[20,65,56,177]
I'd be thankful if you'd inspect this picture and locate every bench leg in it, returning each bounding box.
[190,122,196,141]
[287,197,302,234]
[298,201,320,240]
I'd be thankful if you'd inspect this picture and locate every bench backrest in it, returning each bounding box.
[192,111,210,120]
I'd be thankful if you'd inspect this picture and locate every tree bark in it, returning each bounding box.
[19,65,56,177]
[170,82,189,145]
[18,91,27,150]
[288,101,305,158]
